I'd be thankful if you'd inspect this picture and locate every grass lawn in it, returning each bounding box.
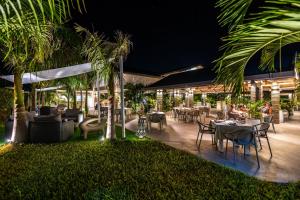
[0,127,299,199]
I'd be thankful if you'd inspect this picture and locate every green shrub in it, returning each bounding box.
[248,100,264,119]
[0,88,13,122]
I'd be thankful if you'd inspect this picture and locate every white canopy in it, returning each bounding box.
[0,63,92,84]
[36,86,63,92]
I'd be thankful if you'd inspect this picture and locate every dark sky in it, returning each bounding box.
[72,0,222,75]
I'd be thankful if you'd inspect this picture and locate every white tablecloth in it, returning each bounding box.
[211,119,261,152]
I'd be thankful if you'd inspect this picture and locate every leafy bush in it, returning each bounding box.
[281,99,295,117]
[162,92,173,112]
[143,93,156,113]
[193,94,202,103]
[0,89,13,122]
[174,96,183,107]
[0,130,299,199]
[248,100,264,119]
[0,123,4,146]
[125,83,145,112]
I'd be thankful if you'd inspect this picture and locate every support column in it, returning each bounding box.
[257,82,264,100]
[156,89,163,111]
[34,89,37,112]
[202,93,207,106]
[187,89,194,107]
[271,82,280,124]
[250,81,256,102]
[185,91,189,107]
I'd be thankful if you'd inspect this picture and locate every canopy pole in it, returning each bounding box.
[34,89,37,113]
[120,55,126,139]
[96,72,101,123]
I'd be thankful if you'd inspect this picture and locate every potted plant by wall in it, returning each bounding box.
[248,100,264,119]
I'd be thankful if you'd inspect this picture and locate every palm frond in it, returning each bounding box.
[216,0,253,30]
[0,0,86,67]
[216,0,300,95]
[113,31,132,60]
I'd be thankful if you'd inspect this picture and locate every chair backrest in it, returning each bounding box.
[65,109,80,116]
[227,112,240,120]
[193,110,199,116]
[263,115,273,123]
[40,106,51,115]
[149,113,162,123]
[217,111,225,120]
[197,120,213,133]
[255,122,270,136]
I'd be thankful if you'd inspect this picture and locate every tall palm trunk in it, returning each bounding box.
[11,69,28,143]
[73,91,77,109]
[67,93,70,109]
[85,87,89,116]
[41,91,45,106]
[106,73,116,140]
[31,83,36,111]
[80,89,83,110]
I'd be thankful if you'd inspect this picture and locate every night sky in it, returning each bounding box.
[72,0,222,75]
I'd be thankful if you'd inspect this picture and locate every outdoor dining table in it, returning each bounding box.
[211,119,261,152]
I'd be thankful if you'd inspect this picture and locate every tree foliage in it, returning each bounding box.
[76,24,132,139]
[216,0,300,95]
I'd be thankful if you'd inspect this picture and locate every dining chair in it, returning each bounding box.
[186,110,194,123]
[192,110,200,122]
[196,121,216,151]
[198,109,205,123]
[224,129,260,168]
[216,111,225,120]
[254,122,272,157]
[176,109,186,121]
[172,108,177,119]
[263,115,276,134]
[148,113,163,132]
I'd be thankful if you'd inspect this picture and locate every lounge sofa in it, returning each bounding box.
[4,112,74,143]
[62,109,83,123]
[29,115,74,143]
[40,106,58,116]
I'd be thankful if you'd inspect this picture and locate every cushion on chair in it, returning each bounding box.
[40,106,51,115]
[34,114,62,122]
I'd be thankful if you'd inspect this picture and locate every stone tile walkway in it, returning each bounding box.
[126,111,300,183]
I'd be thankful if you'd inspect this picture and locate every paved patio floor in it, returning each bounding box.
[126,111,300,183]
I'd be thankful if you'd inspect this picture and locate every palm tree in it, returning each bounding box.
[112,31,132,138]
[76,25,132,140]
[215,0,300,95]
[81,72,96,115]
[0,0,85,142]
[56,76,82,109]
[2,22,57,142]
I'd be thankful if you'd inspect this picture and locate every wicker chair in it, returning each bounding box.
[254,122,272,157]
[148,113,164,132]
[216,111,225,120]
[263,115,276,134]
[224,129,260,168]
[176,109,186,121]
[79,118,106,139]
[192,110,200,122]
[196,121,216,151]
